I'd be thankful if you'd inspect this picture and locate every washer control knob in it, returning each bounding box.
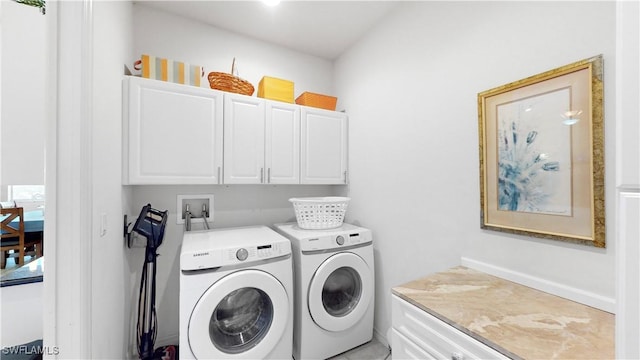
[236,248,249,261]
[336,235,345,245]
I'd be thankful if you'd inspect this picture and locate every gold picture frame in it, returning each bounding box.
[478,55,605,248]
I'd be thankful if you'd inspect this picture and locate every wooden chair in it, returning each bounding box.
[24,229,43,260]
[1,207,26,269]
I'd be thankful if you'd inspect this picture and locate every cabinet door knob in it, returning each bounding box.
[267,168,271,183]
[260,168,264,183]
[451,352,465,360]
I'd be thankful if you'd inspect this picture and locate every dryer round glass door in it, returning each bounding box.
[188,270,290,359]
[322,267,362,317]
[308,252,373,332]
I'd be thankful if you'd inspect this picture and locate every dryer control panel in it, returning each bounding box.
[273,223,373,253]
[300,230,372,252]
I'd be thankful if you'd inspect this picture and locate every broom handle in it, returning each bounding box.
[231,57,236,75]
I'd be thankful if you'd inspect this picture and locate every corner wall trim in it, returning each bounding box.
[461,257,616,313]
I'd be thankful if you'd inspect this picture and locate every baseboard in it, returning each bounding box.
[461,257,616,313]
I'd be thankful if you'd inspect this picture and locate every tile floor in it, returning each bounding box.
[328,338,391,360]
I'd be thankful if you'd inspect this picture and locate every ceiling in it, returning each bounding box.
[135,1,400,60]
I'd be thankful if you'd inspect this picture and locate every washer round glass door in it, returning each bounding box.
[308,252,373,332]
[188,270,289,359]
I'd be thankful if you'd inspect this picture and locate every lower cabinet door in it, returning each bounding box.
[391,295,510,360]
[392,328,438,360]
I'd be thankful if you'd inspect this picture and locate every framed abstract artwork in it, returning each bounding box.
[478,55,605,247]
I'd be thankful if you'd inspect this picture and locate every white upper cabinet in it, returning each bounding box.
[123,77,224,184]
[123,76,347,185]
[224,94,300,184]
[300,107,348,184]
[266,102,300,184]
[223,93,266,184]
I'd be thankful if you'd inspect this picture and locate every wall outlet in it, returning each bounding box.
[177,194,214,225]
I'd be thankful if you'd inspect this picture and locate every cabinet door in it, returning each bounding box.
[300,107,348,184]
[265,102,300,184]
[224,93,266,184]
[124,77,223,184]
[392,295,510,360]
[391,328,438,360]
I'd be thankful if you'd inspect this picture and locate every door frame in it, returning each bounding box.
[43,1,94,358]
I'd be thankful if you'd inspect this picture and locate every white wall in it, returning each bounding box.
[43,0,128,357]
[128,5,342,351]
[0,0,46,348]
[0,282,43,347]
[0,1,46,190]
[335,1,616,343]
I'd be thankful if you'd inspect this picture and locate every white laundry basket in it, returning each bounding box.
[289,197,350,230]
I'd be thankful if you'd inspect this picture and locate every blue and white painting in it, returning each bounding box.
[497,88,572,216]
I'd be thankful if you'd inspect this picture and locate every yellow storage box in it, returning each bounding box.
[295,92,338,111]
[258,76,294,103]
[135,54,202,87]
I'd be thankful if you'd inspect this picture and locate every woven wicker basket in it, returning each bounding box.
[208,58,255,96]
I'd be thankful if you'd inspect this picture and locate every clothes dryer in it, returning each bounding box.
[179,226,293,360]
[274,223,374,360]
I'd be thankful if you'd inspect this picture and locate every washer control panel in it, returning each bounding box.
[181,226,292,271]
[227,243,288,264]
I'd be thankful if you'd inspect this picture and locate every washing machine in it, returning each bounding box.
[273,222,374,360]
[179,225,293,360]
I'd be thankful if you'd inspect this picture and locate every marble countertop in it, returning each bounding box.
[392,266,614,359]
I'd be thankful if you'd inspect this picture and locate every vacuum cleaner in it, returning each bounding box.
[127,204,177,360]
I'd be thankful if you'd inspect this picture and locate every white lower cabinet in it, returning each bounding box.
[391,295,509,360]
[392,329,438,360]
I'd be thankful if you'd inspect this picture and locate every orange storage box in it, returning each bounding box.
[295,92,337,111]
[258,76,294,103]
